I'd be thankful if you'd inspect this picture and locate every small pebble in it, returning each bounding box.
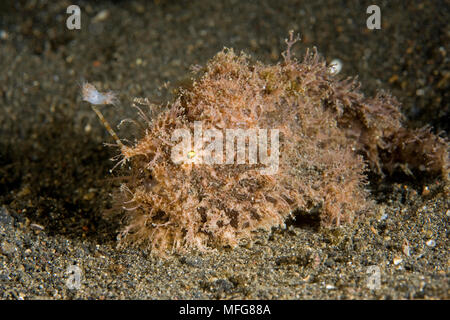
[1,241,16,256]
[416,88,425,96]
[0,206,14,226]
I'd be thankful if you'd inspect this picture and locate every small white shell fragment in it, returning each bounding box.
[402,240,410,256]
[393,257,403,265]
[328,59,343,75]
[0,30,9,40]
[426,240,436,247]
[30,223,44,231]
[93,9,110,23]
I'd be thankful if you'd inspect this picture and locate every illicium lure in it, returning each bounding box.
[81,81,125,150]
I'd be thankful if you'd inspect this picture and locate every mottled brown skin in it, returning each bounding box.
[109,41,448,256]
